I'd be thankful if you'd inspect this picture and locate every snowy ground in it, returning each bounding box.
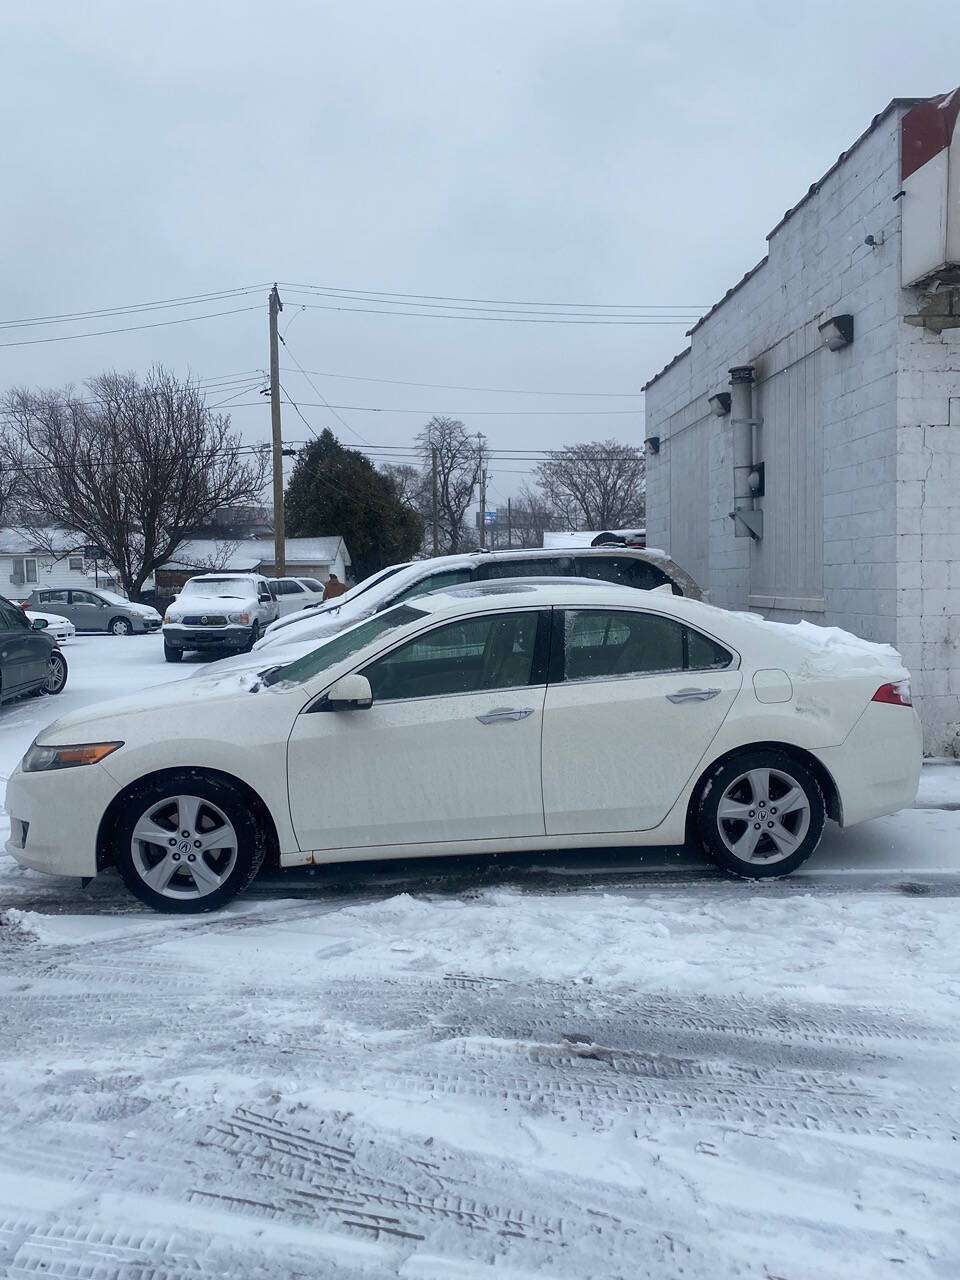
[1,637,959,1278]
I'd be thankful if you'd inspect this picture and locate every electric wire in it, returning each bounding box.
[0,305,262,350]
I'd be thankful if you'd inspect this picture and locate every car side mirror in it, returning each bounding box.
[31,617,48,630]
[259,593,271,603]
[323,673,373,711]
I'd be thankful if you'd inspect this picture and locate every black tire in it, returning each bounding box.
[693,748,825,879]
[42,650,68,695]
[243,622,260,653]
[113,772,266,913]
[164,642,183,663]
[110,616,133,637]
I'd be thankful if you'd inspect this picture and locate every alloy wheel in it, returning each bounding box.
[44,653,67,694]
[130,794,239,900]
[716,767,811,865]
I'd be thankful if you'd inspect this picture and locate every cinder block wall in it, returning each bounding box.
[645,106,960,753]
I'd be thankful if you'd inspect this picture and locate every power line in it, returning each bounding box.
[282,301,692,326]
[279,280,706,310]
[280,289,697,321]
[216,400,643,416]
[279,366,643,398]
[0,285,269,332]
[277,335,372,446]
[0,305,261,350]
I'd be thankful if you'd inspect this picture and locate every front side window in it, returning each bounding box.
[71,590,100,606]
[263,605,428,688]
[0,598,28,630]
[561,609,732,681]
[283,581,305,595]
[364,611,542,702]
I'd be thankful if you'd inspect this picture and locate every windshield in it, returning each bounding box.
[263,604,427,687]
[95,589,133,605]
[182,577,252,599]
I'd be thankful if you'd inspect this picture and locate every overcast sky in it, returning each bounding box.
[3,0,959,512]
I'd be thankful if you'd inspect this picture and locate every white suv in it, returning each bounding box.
[162,574,280,662]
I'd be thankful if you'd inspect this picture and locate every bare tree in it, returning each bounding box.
[415,416,481,554]
[1,366,269,599]
[534,439,645,531]
[505,484,562,548]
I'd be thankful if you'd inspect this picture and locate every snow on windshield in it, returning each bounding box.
[182,578,252,599]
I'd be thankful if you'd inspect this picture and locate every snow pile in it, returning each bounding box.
[730,611,909,678]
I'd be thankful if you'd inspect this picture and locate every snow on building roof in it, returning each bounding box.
[164,536,347,572]
[0,527,84,555]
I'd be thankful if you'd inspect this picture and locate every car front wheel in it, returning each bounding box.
[110,616,134,637]
[694,749,825,878]
[43,651,68,695]
[113,774,265,913]
[164,642,183,663]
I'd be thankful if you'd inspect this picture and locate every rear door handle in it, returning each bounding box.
[476,706,536,724]
[666,687,721,703]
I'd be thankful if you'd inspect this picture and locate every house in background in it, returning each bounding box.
[643,87,960,754]
[153,536,351,608]
[0,528,120,601]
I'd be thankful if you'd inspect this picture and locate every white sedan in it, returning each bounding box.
[5,582,921,913]
[24,609,76,643]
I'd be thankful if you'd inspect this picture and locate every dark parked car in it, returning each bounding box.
[0,594,67,703]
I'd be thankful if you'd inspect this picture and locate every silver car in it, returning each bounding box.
[24,588,163,636]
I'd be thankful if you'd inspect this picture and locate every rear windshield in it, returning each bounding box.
[262,604,428,687]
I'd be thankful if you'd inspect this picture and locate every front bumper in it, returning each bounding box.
[163,623,252,650]
[4,760,120,878]
[136,618,162,633]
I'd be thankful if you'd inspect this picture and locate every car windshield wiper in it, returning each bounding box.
[248,665,282,692]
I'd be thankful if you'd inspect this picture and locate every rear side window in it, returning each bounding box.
[391,569,473,603]
[575,555,676,593]
[561,609,732,681]
[476,557,573,580]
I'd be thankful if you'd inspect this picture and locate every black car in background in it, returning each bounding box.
[0,594,68,704]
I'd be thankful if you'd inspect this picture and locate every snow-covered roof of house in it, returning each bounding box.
[0,526,84,555]
[164,536,348,572]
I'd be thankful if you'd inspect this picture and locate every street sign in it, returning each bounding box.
[83,544,106,560]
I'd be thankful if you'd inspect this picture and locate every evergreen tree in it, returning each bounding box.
[285,430,423,581]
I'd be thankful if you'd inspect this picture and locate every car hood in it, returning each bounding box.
[36,668,285,743]
[26,611,71,626]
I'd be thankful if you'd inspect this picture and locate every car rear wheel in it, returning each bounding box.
[114,774,265,913]
[110,616,133,637]
[163,642,183,663]
[43,651,68,695]
[694,749,824,878]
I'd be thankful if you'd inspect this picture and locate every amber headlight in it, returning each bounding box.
[23,741,123,773]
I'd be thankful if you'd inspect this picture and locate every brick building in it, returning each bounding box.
[643,88,960,754]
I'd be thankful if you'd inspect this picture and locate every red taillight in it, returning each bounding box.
[872,680,912,707]
[20,601,29,610]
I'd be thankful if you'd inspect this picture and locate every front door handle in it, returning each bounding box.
[476,706,535,724]
[666,687,722,703]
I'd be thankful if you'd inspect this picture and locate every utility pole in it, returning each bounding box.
[477,432,487,550]
[507,497,512,549]
[431,445,439,556]
[269,283,286,576]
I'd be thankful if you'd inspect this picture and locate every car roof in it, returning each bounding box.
[410,579,691,616]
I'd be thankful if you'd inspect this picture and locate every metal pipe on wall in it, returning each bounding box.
[729,364,762,540]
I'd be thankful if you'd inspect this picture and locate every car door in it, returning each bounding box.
[69,589,105,630]
[0,597,48,693]
[541,607,743,834]
[287,608,550,853]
